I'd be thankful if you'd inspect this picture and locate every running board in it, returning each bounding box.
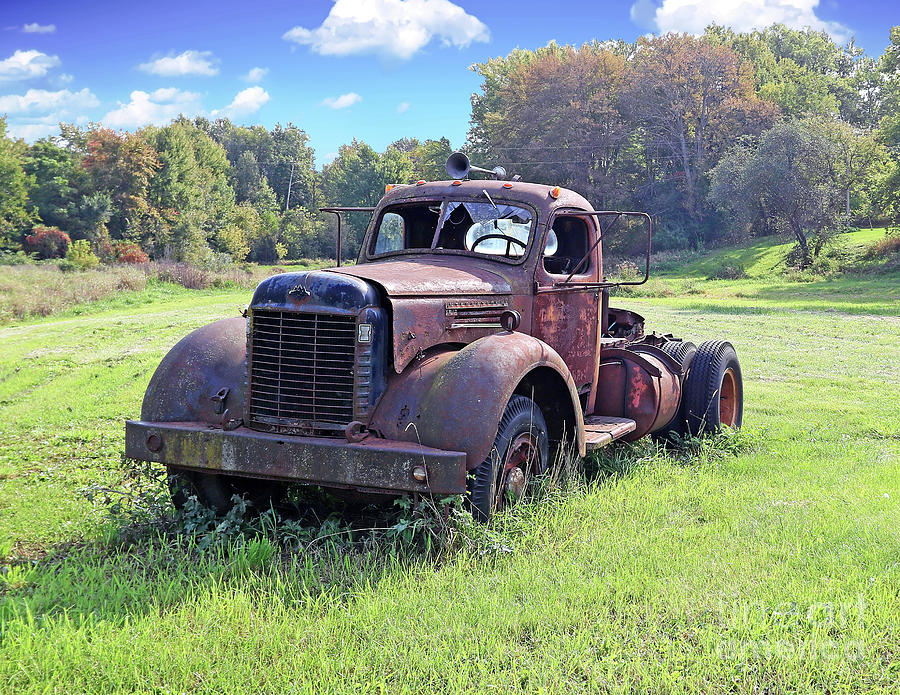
[583,416,636,451]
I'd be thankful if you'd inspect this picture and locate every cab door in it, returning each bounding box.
[531,212,601,393]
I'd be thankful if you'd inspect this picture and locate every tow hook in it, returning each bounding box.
[345,421,369,443]
[211,387,230,414]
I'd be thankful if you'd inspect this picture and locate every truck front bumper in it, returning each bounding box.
[125,420,467,494]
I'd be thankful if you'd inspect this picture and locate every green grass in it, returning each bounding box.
[613,227,900,314]
[1,233,899,693]
[656,227,888,279]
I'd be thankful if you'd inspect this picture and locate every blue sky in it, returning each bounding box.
[0,0,896,166]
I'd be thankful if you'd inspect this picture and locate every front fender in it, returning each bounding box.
[141,317,247,425]
[370,333,585,469]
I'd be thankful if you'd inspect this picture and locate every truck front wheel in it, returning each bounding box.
[469,395,549,521]
[683,340,743,435]
[167,467,286,514]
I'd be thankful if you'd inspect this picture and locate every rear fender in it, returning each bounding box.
[141,317,247,426]
[370,333,585,469]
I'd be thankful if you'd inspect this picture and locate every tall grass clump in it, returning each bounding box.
[0,264,148,322]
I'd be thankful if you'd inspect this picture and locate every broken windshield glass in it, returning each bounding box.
[370,200,534,261]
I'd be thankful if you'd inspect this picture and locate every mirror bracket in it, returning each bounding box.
[553,210,651,287]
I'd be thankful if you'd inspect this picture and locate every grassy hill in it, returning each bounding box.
[0,231,898,692]
[610,227,899,316]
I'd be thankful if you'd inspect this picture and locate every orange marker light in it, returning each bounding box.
[385,184,394,193]
[502,182,513,189]
[549,186,561,199]
[416,180,426,186]
[451,180,462,186]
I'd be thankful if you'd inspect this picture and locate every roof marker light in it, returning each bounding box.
[416,180,426,186]
[549,186,561,199]
[451,180,462,186]
[502,182,513,189]
[385,184,395,193]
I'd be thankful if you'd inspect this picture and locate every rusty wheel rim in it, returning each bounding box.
[498,432,537,510]
[719,367,739,427]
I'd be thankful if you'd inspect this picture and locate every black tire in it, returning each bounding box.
[468,395,550,522]
[655,340,697,440]
[167,467,286,515]
[683,340,743,436]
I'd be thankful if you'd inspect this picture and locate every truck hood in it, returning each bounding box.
[330,258,511,297]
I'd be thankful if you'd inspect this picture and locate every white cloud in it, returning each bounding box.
[102,87,203,128]
[0,49,61,82]
[242,66,268,83]
[637,0,849,39]
[44,72,75,89]
[5,121,61,140]
[212,86,270,118]
[23,23,56,34]
[321,92,361,109]
[0,87,98,114]
[396,101,410,114]
[138,50,219,77]
[283,0,489,60]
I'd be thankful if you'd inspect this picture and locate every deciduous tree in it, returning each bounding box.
[623,34,778,243]
[0,118,35,247]
[709,121,842,264]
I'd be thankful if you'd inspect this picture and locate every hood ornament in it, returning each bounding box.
[288,283,310,299]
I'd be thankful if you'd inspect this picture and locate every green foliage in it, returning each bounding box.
[23,137,88,234]
[0,117,36,247]
[2,25,898,265]
[65,238,100,270]
[709,120,846,265]
[143,119,236,262]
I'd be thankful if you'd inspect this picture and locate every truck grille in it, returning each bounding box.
[248,310,356,430]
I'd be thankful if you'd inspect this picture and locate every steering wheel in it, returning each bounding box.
[470,233,527,258]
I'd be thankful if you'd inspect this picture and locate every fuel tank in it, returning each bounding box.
[593,345,682,440]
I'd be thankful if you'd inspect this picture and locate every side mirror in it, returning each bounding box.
[555,211,652,287]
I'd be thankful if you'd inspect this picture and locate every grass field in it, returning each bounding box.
[0,231,898,693]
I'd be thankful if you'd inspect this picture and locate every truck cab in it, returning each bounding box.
[126,161,743,520]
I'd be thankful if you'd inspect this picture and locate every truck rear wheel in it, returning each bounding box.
[167,467,286,515]
[683,340,743,436]
[469,395,549,522]
[655,340,697,440]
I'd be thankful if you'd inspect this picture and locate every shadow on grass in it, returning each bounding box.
[0,428,761,630]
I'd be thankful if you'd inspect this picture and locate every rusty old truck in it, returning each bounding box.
[125,153,743,520]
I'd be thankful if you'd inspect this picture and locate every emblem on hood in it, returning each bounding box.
[288,283,310,299]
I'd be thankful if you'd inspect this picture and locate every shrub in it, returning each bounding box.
[148,261,208,289]
[609,259,642,282]
[0,250,34,266]
[706,262,748,280]
[97,240,150,264]
[23,227,71,259]
[65,239,101,271]
[863,232,900,260]
[115,242,150,264]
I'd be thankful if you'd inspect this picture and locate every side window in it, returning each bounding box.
[542,216,592,276]
[374,212,405,254]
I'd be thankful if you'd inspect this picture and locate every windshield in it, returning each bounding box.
[370,199,535,261]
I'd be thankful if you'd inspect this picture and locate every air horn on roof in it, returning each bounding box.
[446,151,507,181]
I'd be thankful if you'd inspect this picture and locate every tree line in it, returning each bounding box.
[0,115,452,265]
[468,24,900,262]
[1,23,899,267]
